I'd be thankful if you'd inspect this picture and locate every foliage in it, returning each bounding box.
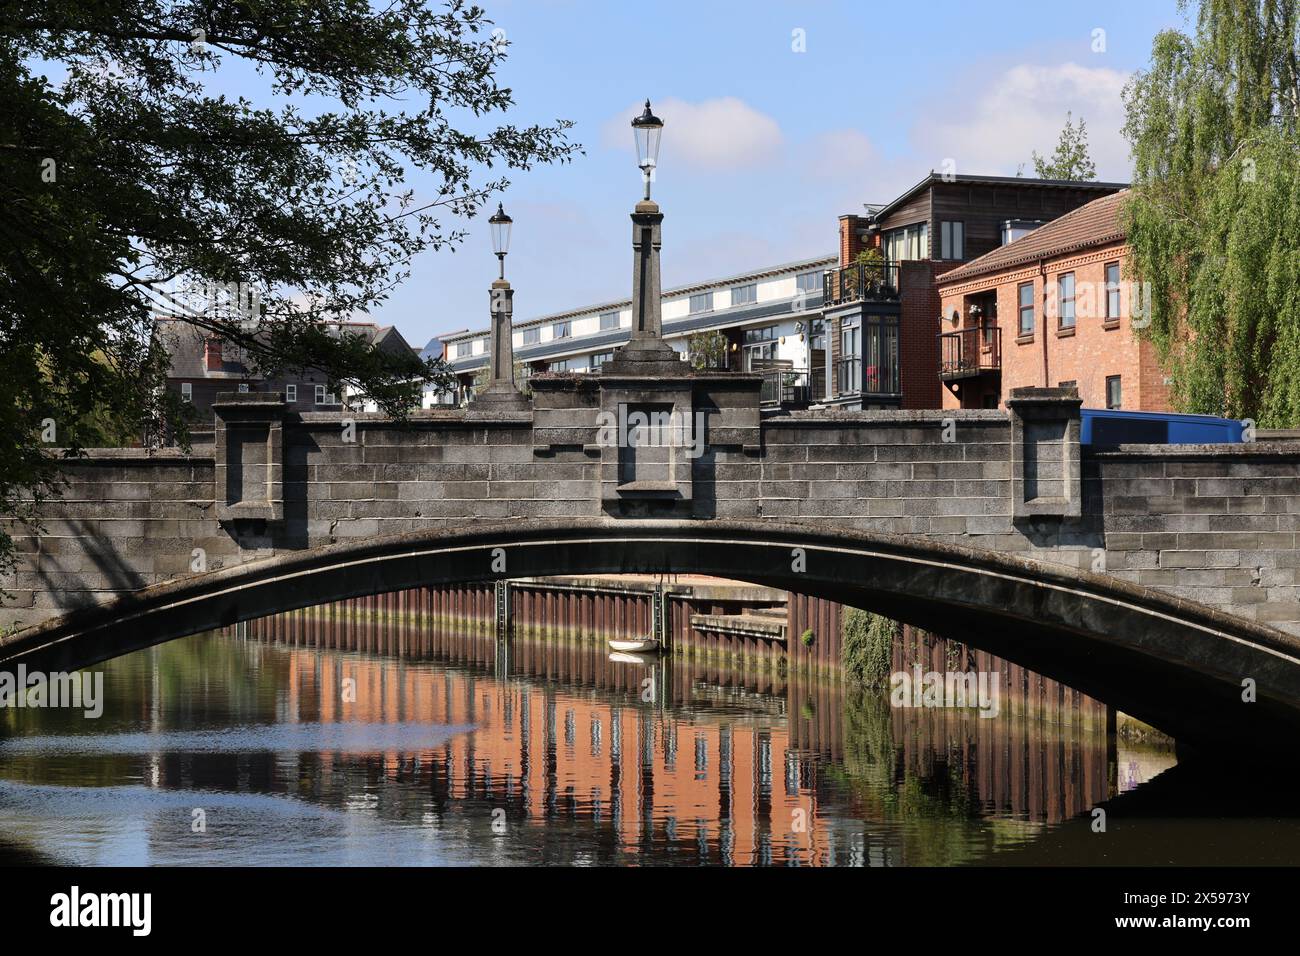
[853,246,884,283]
[1122,0,1300,425]
[841,608,896,687]
[0,0,578,570]
[800,627,814,647]
[1032,111,1097,180]
[687,329,728,370]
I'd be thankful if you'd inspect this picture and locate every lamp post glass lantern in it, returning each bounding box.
[631,99,663,200]
[489,202,512,279]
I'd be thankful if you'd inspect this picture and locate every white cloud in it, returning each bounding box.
[602,97,783,170]
[794,128,917,212]
[910,62,1133,181]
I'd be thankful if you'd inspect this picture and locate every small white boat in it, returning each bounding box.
[607,637,662,654]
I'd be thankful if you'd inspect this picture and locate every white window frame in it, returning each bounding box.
[285,384,297,403]
[180,382,192,403]
[689,292,713,314]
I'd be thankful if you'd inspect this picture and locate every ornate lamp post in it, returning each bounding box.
[604,99,684,375]
[490,202,512,280]
[633,99,663,202]
[470,202,529,411]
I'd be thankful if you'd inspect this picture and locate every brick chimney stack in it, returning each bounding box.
[838,214,862,266]
[205,337,223,371]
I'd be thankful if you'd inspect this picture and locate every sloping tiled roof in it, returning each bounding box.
[153,316,408,377]
[154,318,256,379]
[939,189,1130,285]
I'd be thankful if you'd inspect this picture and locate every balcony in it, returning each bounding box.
[938,327,1001,380]
[757,368,811,406]
[822,260,901,306]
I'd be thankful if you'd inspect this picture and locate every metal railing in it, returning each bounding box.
[938,327,1002,379]
[758,367,813,406]
[822,260,901,306]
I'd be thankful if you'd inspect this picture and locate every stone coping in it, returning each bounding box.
[1088,442,1300,458]
[768,408,1008,424]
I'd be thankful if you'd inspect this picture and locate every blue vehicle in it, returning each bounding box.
[1080,408,1248,446]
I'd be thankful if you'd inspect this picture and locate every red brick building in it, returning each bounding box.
[935,190,1172,412]
[824,174,1125,409]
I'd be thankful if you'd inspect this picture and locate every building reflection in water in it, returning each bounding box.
[220,595,1114,867]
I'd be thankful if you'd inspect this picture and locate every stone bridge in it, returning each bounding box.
[4,373,1300,754]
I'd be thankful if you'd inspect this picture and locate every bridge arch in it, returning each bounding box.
[3,518,1297,755]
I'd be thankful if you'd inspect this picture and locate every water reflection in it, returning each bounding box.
[0,622,1285,866]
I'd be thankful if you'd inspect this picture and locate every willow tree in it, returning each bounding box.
[1122,0,1300,424]
[0,1,578,572]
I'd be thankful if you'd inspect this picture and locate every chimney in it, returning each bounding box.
[205,337,223,371]
[838,215,862,267]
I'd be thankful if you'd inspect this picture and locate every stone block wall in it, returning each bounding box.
[4,382,1300,636]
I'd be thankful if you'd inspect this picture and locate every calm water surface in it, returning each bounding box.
[0,628,1293,866]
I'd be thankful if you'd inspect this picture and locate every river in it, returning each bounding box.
[0,623,1293,866]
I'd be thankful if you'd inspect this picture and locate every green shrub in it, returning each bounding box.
[842,608,896,687]
[800,628,814,647]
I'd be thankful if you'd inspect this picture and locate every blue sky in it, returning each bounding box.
[216,0,1190,346]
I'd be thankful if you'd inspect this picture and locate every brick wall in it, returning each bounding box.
[898,261,963,410]
[938,243,1172,412]
[838,215,862,267]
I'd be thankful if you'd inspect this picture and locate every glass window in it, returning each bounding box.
[1106,375,1122,409]
[863,315,899,394]
[840,324,860,392]
[883,223,929,262]
[731,283,757,306]
[940,221,964,260]
[315,384,325,404]
[455,341,471,358]
[743,325,778,370]
[599,311,620,331]
[1105,262,1121,322]
[550,356,586,372]
[521,326,540,345]
[1057,273,1076,329]
[689,292,713,314]
[1018,282,1035,336]
[238,383,249,393]
[795,271,821,294]
[180,382,192,403]
[553,320,570,339]
[285,384,296,403]
[591,351,613,369]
